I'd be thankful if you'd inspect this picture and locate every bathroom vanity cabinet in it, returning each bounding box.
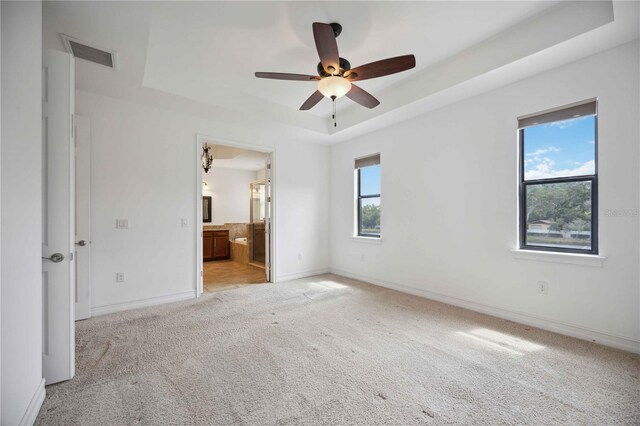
[203,230,230,261]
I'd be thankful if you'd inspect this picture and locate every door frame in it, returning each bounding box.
[194,134,276,297]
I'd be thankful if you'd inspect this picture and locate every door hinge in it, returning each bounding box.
[267,163,271,170]
[201,270,203,277]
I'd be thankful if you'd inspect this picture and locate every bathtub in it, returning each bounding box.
[230,238,249,264]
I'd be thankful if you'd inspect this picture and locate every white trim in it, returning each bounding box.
[330,268,640,354]
[195,134,277,294]
[351,236,382,244]
[91,291,196,317]
[276,268,331,283]
[19,378,45,426]
[196,134,276,155]
[195,138,204,297]
[512,249,607,267]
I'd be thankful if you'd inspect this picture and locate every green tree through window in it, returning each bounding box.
[519,101,597,253]
[360,203,380,234]
[356,157,380,237]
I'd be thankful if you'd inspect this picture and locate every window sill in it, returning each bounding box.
[352,236,382,244]
[511,249,606,267]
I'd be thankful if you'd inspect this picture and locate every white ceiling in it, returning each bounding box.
[43,1,639,145]
[205,144,268,171]
[143,1,557,116]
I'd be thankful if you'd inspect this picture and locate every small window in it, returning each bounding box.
[518,100,598,254]
[355,154,381,237]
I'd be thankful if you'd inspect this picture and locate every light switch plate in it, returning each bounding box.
[181,218,190,228]
[115,219,129,229]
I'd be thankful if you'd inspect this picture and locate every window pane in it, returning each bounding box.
[359,197,380,236]
[525,181,592,251]
[359,165,380,196]
[523,115,595,180]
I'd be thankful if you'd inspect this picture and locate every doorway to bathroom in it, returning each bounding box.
[195,136,274,295]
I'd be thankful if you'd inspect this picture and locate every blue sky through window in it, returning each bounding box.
[523,115,595,180]
[360,165,380,197]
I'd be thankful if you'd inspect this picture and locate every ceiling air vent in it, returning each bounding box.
[61,34,116,69]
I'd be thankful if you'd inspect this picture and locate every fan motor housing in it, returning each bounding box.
[330,23,342,38]
[317,57,351,77]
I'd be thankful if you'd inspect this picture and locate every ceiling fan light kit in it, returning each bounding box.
[318,76,352,99]
[255,22,416,128]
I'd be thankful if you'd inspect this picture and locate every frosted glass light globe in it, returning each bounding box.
[318,76,352,99]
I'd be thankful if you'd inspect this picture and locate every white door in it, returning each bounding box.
[75,115,91,320]
[264,155,271,282]
[42,49,75,385]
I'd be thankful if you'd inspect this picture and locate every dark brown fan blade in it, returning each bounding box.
[255,72,320,81]
[312,23,339,74]
[300,90,325,110]
[346,84,380,109]
[345,55,416,81]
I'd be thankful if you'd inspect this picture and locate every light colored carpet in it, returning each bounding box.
[36,274,639,425]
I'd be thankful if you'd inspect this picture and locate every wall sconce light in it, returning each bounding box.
[202,143,213,173]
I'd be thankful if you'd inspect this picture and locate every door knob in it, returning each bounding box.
[42,253,65,263]
[75,240,88,246]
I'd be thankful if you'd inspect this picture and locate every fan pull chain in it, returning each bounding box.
[331,95,337,127]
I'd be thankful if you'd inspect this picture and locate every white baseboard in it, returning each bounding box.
[276,268,331,283]
[91,291,196,317]
[20,378,45,426]
[331,268,640,354]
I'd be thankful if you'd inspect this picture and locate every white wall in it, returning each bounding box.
[76,90,330,311]
[330,41,640,352]
[1,1,45,424]
[202,167,256,225]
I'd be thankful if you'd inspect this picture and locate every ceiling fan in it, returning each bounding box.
[255,22,416,126]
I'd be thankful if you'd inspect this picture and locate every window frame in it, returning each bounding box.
[518,109,598,255]
[356,167,381,238]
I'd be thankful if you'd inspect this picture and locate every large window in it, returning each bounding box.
[519,100,598,254]
[355,154,381,237]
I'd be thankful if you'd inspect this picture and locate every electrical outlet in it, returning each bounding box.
[537,281,549,295]
[297,253,302,261]
[116,272,126,283]
[181,218,190,228]
[360,254,365,262]
[115,219,129,229]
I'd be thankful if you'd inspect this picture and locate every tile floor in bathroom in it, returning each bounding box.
[203,259,268,293]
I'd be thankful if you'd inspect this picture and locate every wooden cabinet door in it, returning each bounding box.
[203,232,213,261]
[213,235,229,259]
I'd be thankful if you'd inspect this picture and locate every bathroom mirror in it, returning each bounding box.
[251,183,266,222]
[203,196,212,223]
